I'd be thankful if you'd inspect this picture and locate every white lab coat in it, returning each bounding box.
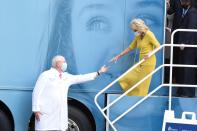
[32,68,97,131]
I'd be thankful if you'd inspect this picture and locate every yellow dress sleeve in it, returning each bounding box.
[147,31,160,48]
[129,37,138,50]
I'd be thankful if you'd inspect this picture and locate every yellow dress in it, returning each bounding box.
[119,30,160,96]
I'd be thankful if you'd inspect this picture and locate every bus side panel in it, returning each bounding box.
[0,0,59,86]
[68,92,106,131]
[107,95,197,131]
[0,1,59,130]
[0,89,32,131]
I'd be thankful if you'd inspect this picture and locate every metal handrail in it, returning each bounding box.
[95,43,162,100]
[94,44,163,131]
[94,45,164,131]
[169,29,197,110]
[102,44,197,112]
[112,63,197,124]
[96,44,197,111]
[94,29,197,131]
[96,62,197,131]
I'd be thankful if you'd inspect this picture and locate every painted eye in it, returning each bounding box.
[86,16,111,32]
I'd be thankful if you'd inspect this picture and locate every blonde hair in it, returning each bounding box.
[130,19,149,33]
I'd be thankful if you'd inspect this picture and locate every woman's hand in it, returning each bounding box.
[98,65,108,74]
[143,53,151,60]
[110,47,131,63]
[143,55,149,60]
[110,54,121,63]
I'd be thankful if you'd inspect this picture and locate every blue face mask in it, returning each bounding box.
[61,62,67,72]
[134,31,140,36]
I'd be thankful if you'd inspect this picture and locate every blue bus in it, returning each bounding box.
[1,0,197,131]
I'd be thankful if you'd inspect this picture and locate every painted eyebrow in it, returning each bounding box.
[136,0,163,8]
[79,3,109,16]
[79,1,163,16]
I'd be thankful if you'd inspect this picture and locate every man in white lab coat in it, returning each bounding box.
[32,55,108,131]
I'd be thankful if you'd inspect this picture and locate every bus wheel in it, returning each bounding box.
[0,109,12,131]
[68,105,94,131]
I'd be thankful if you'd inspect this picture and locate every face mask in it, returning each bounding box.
[61,62,67,72]
[134,32,140,36]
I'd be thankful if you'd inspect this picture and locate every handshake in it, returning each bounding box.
[97,55,120,75]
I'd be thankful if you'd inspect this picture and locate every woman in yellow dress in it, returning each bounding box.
[111,19,160,96]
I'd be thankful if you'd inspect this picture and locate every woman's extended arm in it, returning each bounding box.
[111,37,137,62]
[111,47,132,62]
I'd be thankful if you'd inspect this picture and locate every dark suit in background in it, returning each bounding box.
[192,0,197,8]
[167,0,182,84]
[176,7,197,97]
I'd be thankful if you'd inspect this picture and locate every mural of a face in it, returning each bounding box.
[71,0,124,90]
[71,0,164,89]
[47,0,164,90]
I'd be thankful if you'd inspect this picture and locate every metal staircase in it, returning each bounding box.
[94,29,197,131]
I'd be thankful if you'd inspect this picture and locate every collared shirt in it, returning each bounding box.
[182,8,190,17]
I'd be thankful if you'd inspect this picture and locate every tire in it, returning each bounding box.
[68,105,94,131]
[0,109,12,131]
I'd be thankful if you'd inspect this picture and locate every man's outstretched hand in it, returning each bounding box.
[98,65,108,74]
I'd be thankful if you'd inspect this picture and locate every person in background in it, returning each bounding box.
[167,0,182,33]
[167,0,183,84]
[176,0,197,97]
[111,19,160,96]
[32,55,108,131]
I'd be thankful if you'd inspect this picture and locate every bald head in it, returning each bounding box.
[52,55,66,68]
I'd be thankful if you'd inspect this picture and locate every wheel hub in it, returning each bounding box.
[67,118,80,131]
